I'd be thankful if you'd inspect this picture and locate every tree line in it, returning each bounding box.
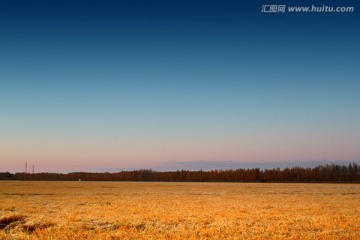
[1,163,359,183]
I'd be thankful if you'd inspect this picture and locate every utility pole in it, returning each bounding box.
[32,165,35,174]
[25,162,27,173]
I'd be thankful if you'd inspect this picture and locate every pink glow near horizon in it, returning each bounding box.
[1,132,359,173]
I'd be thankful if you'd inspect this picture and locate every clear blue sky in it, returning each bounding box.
[1,0,359,173]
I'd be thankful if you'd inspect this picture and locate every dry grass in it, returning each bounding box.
[0,181,359,239]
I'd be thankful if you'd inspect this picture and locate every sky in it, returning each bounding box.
[1,0,360,173]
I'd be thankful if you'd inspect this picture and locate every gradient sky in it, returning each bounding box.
[1,0,360,173]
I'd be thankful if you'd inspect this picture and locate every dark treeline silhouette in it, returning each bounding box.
[1,163,359,183]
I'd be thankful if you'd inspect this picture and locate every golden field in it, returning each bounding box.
[0,181,359,239]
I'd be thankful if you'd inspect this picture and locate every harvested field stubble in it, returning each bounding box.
[0,181,359,239]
